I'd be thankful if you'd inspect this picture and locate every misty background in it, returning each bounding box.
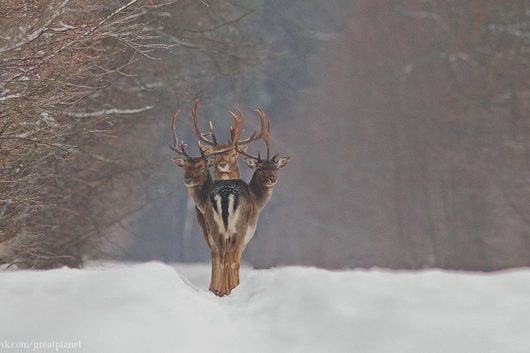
[1,0,529,271]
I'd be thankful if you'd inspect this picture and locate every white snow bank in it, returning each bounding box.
[1,262,529,353]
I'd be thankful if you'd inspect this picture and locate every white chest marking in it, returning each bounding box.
[226,195,240,239]
[211,194,225,234]
[211,193,240,239]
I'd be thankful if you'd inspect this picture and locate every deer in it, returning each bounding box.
[171,104,289,297]
[170,110,233,293]
[170,106,262,295]
[190,99,270,294]
[201,108,290,296]
[191,98,267,180]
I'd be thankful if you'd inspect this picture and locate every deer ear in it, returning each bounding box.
[275,157,290,169]
[244,157,257,169]
[172,157,186,168]
[206,157,215,167]
[237,145,248,153]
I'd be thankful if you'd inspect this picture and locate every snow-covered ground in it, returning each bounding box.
[1,262,529,353]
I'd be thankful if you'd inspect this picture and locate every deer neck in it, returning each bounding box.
[186,172,213,213]
[249,173,274,211]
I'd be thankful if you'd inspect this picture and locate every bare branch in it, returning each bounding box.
[62,106,153,118]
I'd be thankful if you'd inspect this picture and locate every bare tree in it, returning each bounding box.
[1,0,266,268]
[0,0,173,268]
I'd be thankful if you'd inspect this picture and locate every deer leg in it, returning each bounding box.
[212,236,243,296]
[209,250,222,296]
[234,247,243,286]
[218,247,226,296]
[225,238,234,295]
[214,252,231,297]
[213,239,228,296]
[218,237,239,296]
[226,238,235,292]
[228,247,239,290]
[232,238,245,287]
[222,236,243,293]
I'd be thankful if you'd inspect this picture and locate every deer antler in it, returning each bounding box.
[236,108,273,160]
[232,107,270,149]
[192,98,218,146]
[171,102,237,159]
[193,99,272,157]
[255,108,272,159]
[228,109,245,145]
[169,111,189,157]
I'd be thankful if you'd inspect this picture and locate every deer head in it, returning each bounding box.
[238,108,290,187]
[192,99,269,179]
[242,154,290,186]
[170,111,231,187]
[172,155,213,187]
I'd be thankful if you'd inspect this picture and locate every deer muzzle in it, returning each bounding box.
[217,161,230,172]
[266,176,277,185]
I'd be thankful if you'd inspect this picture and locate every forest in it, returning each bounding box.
[1,0,529,271]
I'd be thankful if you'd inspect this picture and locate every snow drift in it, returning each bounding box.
[1,262,529,353]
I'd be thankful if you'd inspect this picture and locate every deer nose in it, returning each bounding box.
[218,161,227,167]
[268,176,277,184]
[184,177,192,185]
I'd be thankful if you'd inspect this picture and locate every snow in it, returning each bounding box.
[1,262,529,353]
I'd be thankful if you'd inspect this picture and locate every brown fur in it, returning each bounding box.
[199,143,247,180]
[196,143,247,295]
[172,156,219,292]
[173,154,249,295]
[202,156,290,296]
[172,101,288,296]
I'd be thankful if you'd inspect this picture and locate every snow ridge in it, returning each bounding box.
[1,262,529,353]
